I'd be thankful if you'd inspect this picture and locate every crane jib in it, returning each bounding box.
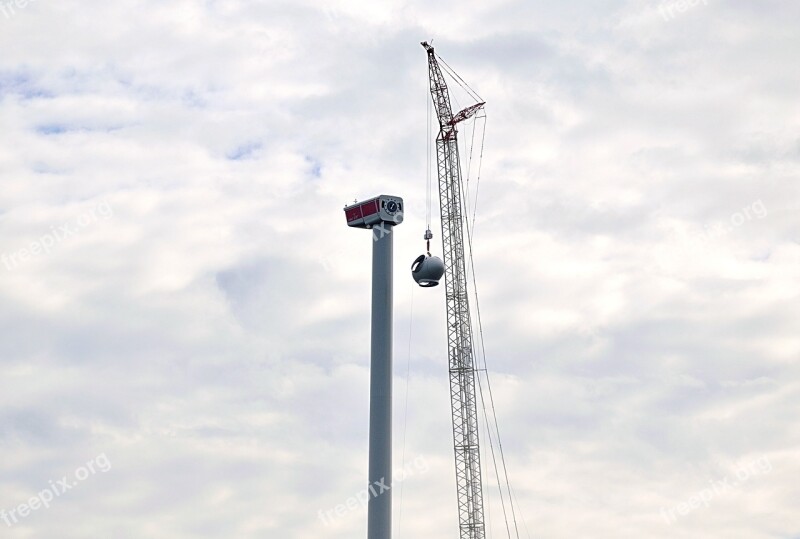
[449,102,486,126]
[422,41,487,539]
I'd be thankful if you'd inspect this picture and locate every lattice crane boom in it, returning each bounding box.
[422,41,487,539]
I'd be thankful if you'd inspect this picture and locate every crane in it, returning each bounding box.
[421,41,488,539]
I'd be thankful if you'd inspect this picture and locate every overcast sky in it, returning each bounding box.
[1,0,798,537]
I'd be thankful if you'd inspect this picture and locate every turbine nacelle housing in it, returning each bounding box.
[344,195,404,229]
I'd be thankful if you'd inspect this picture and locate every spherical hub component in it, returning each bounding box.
[411,253,445,287]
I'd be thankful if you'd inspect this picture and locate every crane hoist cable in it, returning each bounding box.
[426,89,434,253]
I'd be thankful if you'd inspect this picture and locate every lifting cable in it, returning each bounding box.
[462,180,523,539]
[471,115,487,237]
[425,86,434,252]
[436,53,484,103]
[453,89,525,538]
[426,90,432,232]
[457,143,517,539]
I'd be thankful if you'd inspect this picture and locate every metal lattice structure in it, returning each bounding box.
[423,41,487,539]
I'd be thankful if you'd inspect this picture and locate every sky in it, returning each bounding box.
[0,0,798,537]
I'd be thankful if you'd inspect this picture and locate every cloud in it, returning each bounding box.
[0,0,798,537]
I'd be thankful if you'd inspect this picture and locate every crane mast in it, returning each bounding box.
[422,41,487,539]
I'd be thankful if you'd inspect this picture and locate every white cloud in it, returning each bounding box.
[0,0,798,537]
